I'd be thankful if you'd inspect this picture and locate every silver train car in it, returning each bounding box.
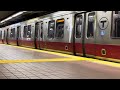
[1,11,120,62]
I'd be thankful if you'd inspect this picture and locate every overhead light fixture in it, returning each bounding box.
[12,11,27,18]
[0,11,27,23]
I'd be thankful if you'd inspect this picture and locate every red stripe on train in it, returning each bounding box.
[41,42,120,60]
[45,42,73,52]
[8,39,17,45]
[85,43,120,60]
[21,40,34,47]
[0,39,3,44]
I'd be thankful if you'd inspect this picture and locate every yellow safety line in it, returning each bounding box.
[0,58,83,64]
[1,44,120,68]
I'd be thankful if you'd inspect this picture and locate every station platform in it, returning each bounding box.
[0,44,120,79]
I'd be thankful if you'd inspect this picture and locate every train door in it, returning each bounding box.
[74,12,86,56]
[34,22,40,49]
[39,21,44,49]
[84,12,96,58]
[17,26,21,46]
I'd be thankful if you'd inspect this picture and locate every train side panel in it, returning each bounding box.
[20,18,39,48]
[42,13,74,54]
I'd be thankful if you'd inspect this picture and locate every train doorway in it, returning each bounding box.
[74,12,86,56]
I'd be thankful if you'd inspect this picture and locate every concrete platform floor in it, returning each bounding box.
[0,61,120,79]
[0,44,120,79]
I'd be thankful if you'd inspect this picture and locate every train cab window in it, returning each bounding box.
[40,22,43,38]
[87,12,95,38]
[112,18,120,38]
[75,15,83,38]
[35,22,39,38]
[27,25,31,38]
[10,28,15,38]
[17,26,21,38]
[55,19,64,39]
[48,20,55,38]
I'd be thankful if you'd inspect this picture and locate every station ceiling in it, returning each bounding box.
[0,11,56,28]
[0,11,17,21]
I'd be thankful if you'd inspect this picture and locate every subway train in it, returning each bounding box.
[0,11,120,62]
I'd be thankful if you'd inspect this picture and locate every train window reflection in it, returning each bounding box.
[76,15,83,38]
[87,12,95,38]
[55,19,64,39]
[48,20,55,39]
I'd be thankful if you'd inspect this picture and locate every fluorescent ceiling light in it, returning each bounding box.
[0,11,27,23]
[12,11,27,17]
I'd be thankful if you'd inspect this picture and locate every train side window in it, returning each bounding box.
[35,22,39,38]
[0,31,2,39]
[10,29,12,38]
[40,22,43,38]
[115,11,119,14]
[10,28,15,38]
[23,26,27,38]
[112,18,120,38]
[48,20,55,38]
[27,25,31,38]
[55,19,64,39]
[1,31,3,39]
[87,12,95,38]
[17,26,21,38]
[75,15,83,38]
[4,30,5,39]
